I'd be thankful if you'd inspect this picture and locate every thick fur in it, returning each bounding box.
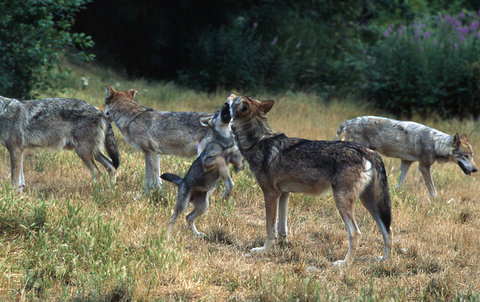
[227,94,391,266]
[0,96,119,192]
[105,85,238,194]
[335,116,477,198]
[161,103,243,237]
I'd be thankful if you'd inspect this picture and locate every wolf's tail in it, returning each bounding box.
[160,173,183,186]
[334,121,347,141]
[370,152,392,234]
[104,120,120,169]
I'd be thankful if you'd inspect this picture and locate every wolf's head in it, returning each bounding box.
[227,94,274,121]
[104,85,138,116]
[451,133,477,176]
[200,102,233,141]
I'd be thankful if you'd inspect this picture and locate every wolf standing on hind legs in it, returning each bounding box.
[335,116,477,198]
[0,96,119,192]
[227,94,392,266]
[161,103,243,238]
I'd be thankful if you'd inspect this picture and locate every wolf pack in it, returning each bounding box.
[0,87,476,267]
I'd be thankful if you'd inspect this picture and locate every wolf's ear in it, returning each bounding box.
[105,85,115,98]
[200,116,212,127]
[258,100,274,114]
[127,89,137,99]
[452,133,460,148]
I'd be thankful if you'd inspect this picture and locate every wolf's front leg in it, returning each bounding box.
[250,190,281,254]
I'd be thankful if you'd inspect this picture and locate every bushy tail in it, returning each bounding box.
[160,173,183,186]
[105,121,120,169]
[334,122,346,141]
[371,153,392,233]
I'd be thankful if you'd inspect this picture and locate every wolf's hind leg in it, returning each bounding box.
[332,190,361,267]
[166,187,190,238]
[95,152,115,183]
[186,191,209,238]
[76,146,100,182]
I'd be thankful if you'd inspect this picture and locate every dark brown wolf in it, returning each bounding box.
[227,94,392,266]
[0,96,119,192]
[161,103,243,238]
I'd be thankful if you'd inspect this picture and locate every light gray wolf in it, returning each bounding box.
[104,85,236,194]
[334,116,477,198]
[0,95,119,192]
[227,94,391,267]
[161,102,243,238]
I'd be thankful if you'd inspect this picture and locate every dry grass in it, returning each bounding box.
[0,64,479,301]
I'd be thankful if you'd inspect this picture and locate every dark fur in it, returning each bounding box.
[227,94,391,266]
[161,103,243,237]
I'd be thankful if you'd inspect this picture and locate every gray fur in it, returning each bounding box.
[0,95,119,192]
[228,95,391,267]
[105,85,224,193]
[161,103,243,238]
[335,116,477,198]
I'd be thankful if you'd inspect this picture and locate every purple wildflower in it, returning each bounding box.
[253,22,258,28]
[453,19,460,27]
[419,46,424,52]
[398,29,403,37]
[437,13,442,21]
[362,49,367,55]
[420,23,426,29]
[459,35,465,42]
[445,15,451,22]
[454,42,458,50]
[415,28,421,38]
[433,39,438,46]
[295,41,301,48]
[477,30,480,38]
[424,31,430,39]
[459,11,465,19]
[470,21,479,32]
[458,26,469,35]
[271,36,278,45]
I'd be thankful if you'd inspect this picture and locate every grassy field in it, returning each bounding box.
[1,63,479,301]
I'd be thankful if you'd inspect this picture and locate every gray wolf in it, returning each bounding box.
[335,116,477,198]
[227,94,391,267]
[161,102,243,238]
[105,85,234,194]
[0,95,119,192]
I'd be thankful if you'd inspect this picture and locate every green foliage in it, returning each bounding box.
[0,0,94,99]
[360,11,480,117]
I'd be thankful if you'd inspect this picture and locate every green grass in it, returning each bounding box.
[0,62,479,300]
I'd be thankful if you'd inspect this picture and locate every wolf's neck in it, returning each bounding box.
[433,131,454,161]
[108,101,150,129]
[233,116,276,153]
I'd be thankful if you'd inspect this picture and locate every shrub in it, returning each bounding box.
[361,11,480,118]
[0,0,94,99]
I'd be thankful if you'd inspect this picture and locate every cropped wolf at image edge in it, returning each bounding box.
[0,96,119,192]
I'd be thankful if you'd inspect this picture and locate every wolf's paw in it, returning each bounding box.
[245,245,269,258]
[193,231,206,239]
[333,259,348,268]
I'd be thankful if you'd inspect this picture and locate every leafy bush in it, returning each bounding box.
[0,0,93,99]
[361,11,480,118]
